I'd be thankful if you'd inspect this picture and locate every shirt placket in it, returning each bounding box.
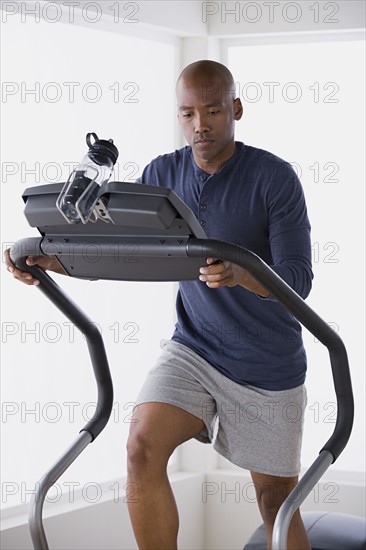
[197,173,210,228]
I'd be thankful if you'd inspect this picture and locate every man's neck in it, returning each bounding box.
[193,142,236,174]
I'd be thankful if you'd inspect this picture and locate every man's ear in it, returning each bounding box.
[234,98,243,121]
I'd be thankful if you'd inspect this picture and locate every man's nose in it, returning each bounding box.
[194,113,210,134]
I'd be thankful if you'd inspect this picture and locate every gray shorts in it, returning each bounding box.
[135,339,307,477]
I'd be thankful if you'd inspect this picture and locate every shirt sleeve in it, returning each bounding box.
[262,162,313,300]
[135,160,158,186]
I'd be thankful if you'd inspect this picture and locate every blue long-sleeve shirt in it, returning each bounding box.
[137,142,313,390]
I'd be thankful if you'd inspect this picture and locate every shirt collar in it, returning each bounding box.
[189,141,245,182]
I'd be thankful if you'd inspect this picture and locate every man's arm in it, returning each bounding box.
[263,162,313,300]
[198,162,313,300]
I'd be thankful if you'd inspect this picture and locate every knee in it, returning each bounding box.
[126,429,168,477]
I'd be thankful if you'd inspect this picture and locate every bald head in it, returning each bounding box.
[176,60,236,102]
[177,60,235,89]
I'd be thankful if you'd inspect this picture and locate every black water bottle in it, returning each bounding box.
[57,132,119,223]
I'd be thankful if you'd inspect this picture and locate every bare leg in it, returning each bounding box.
[126,402,205,550]
[250,471,311,550]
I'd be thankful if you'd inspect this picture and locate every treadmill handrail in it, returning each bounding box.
[10,237,113,442]
[187,238,354,462]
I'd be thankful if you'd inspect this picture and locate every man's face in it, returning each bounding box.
[176,75,243,173]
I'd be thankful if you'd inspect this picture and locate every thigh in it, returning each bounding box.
[134,339,219,444]
[129,402,205,457]
[213,382,307,477]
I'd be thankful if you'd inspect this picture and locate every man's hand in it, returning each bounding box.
[4,248,67,286]
[199,257,270,298]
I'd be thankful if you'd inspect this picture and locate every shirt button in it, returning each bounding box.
[200,220,206,227]
[200,175,207,182]
[200,204,207,211]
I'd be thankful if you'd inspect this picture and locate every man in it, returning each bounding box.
[6,60,312,550]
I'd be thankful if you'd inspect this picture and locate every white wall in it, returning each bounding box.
[1,10,180,510]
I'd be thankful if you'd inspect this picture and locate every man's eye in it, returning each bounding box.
[182,113,193,118]
[209,110,219,115]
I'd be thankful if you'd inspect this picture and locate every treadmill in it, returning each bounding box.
[10,180,354,550]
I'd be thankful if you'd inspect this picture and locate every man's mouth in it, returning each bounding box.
[194,138,214,147]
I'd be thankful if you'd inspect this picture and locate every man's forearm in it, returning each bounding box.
[238,272,270,298]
